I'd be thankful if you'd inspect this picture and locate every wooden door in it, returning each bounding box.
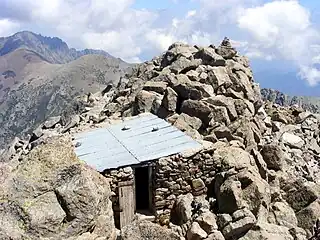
[119,180,135,229]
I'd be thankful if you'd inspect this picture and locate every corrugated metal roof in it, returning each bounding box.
[73,113,201,171]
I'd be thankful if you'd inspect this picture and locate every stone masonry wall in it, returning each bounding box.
[154,148,218,225]
[102,147,219,228]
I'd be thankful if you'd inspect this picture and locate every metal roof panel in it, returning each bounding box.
[73,113,201,170]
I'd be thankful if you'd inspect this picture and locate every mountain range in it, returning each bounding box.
[0,31,132,146]
[261,88,320,113]
[0,31,114,64]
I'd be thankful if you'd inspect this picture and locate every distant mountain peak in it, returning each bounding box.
[0,31,116,64]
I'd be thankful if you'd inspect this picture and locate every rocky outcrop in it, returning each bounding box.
[0,137,116,240]
[1,38,320,240]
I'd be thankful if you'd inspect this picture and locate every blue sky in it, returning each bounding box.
[0,0,320,96]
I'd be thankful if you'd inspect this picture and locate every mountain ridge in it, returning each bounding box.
[0,31,116,64]
[261,88,320,113]
[0,31,132,146]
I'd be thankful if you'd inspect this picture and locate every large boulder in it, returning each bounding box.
[261,144,285,171]
[194,47,226,67]
[281,178,320,212]
[268,201,298,228]
[213,147,255,171]
[162,87,178,112]
[238,223,294,240]
[296,199,320,236]
[180,100,212,125]
[204,95,237,121]
[0,137,116,240]
[221,208,256,239]
[187,222,208,240]
[280,132,304,149]
[172,193,194,225]
[196,210,218,234]
[133,90,163,115]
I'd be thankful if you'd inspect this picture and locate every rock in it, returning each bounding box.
[256,106,268,120]
[187,222,208,240]
[233,99,253,118]
[230,71,256,102]
[205,96,237,121]
[213,126,239,142]
[281,178,320,212]
[269,201,298,228]
[251,149,267,180]
[172,75,214,100]
[235,169,271,217]
[296,111,313,123]
[0,138,116,239]
[207,231,225,240]
[209,106,230,126]
[181,100,212,125]
[215,177,243,214]
[62,115,80,133]
[307,138,320,154]
[186,70,200,81]
[174,113,203,131]
[121,220,181,240]
[173,193,194,224]
[238,223,294,240]
[196,211,218,234]
[216,37,237,59]
[226,60,253,80]
[222,209,256,239]
[206,67,232,90]
[133,90,163,115]
[162,42,198,67]
[289,227,307,240]
[194,47,226,67]
[217,214,233,229]
[280,132,304,149]
[43,116,61,129]
[192,178,206,192]
[162,87,178,112]
[104,102,121,117]
[170,57,202,74]
[24,191,66,235]
[271,111,290,124]
[143,81,168,94]
[214,146,254,171]
[296,200,320,236]
[261,144,285,171]
[228,118,257,151]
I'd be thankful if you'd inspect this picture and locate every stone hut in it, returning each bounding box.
[72,112,206,229]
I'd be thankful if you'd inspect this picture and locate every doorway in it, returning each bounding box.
[134,166,152,213]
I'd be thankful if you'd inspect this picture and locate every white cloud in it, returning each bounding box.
[1,0,320,86]
[0,19,19,36]
[237,0,320,85]
[299,66,320,86]
[186,10,197,18]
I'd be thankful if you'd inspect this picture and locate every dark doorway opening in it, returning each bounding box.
[135,166,150,213]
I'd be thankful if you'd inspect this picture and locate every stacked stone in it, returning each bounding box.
[154,151,217,224]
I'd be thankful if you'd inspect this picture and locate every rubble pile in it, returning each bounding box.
[1,38,320,240]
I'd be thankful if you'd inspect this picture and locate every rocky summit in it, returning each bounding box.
[1,38,320,240]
